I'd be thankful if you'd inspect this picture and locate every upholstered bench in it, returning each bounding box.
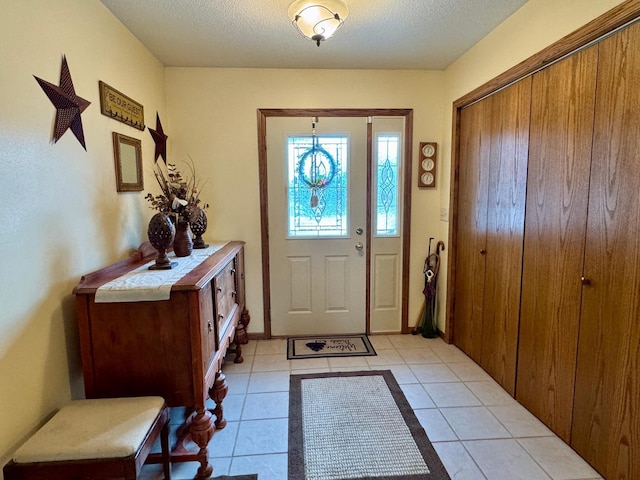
[3,396,171,480]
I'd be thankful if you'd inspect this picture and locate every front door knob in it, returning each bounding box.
[355,242,364,251]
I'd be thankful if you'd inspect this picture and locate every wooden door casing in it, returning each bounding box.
[257,109,414,337]
[571,22,640,479]
[516,46,598,441]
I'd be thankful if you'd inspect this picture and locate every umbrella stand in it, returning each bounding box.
[420,240,444,339]
[412,238,444,338]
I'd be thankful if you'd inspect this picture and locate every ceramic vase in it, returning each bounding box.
[173,221,193,257]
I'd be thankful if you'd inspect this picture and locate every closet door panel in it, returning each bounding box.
[481,77,531,395]
[572,23,640,479]
[516,47,598,441]
[453,100,490,363]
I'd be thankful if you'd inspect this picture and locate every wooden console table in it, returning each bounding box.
[73,241,249,478]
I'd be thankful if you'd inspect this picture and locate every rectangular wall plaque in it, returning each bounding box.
[99,81,145,130]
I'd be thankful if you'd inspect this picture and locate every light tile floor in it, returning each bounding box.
[141,335,603,480]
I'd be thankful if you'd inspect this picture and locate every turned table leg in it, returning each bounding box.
[189,407,215,479]
[209,370,229,430]
[236,308,250,345]
[241,308,250,335]
[229,308,250,363]
[232,341,244,364]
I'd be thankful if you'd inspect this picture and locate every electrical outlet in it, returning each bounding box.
[440,208,449,222]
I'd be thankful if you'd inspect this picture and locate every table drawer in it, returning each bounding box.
[214,257,238,341]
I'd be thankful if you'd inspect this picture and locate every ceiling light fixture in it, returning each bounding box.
[288,0,349,47]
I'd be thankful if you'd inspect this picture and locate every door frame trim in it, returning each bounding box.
[257,108,413,338]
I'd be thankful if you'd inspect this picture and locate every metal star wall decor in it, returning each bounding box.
[148,113,168,163]
[34,55,91,150]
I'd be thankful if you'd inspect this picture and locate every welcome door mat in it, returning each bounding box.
[211,476,258,480]
[287,334,376,360]
[288,370,451,480]
[178,475,257,480]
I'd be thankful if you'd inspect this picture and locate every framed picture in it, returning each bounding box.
[112,132,143,192]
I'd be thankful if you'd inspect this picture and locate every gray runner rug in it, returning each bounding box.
[289,370,451,479]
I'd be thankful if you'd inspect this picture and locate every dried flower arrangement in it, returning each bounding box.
[145,159,209,225]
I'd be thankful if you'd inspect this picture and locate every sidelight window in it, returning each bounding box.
[375,134,400,236]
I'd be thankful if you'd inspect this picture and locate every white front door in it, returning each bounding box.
[267,117,368,336]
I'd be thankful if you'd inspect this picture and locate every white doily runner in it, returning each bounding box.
[95,243,228,303]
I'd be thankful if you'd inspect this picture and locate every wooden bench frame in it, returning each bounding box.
[3,403,171,480]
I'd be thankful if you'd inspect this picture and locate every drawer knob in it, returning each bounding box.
[581,276,591,286]
[218,314,224,320]
[207,321,213,332]
[217,287,222,293]
[230,268,236,275]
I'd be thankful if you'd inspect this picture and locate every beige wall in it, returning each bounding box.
[0,0,165,470]
[436,0,626,330]
[164,68,445,334]
[0,0,629,474]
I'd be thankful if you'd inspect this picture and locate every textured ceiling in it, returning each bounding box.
[99,0,528,70]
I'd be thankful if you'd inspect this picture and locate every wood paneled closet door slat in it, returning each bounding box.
[480,77,531,395]
[572,21,640,479]
[453,99,491,364]
[454,78,531,394]
[516,45,598,442]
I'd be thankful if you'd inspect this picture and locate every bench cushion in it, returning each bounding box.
[12,396,165,463]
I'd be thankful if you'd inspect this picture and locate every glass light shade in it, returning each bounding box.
[288,0,349,46]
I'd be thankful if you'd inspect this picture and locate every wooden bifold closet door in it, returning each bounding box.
[452,14,640,480]
[452,96,490,365]
[571,22,640,479]
[516,45,598,442]
[453,77,531,395]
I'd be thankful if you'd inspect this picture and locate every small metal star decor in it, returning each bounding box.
[34,55,91,150]
[148,113,168,164]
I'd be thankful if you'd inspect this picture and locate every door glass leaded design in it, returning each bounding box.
[375,134,400,236]
[287,135,348,237]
